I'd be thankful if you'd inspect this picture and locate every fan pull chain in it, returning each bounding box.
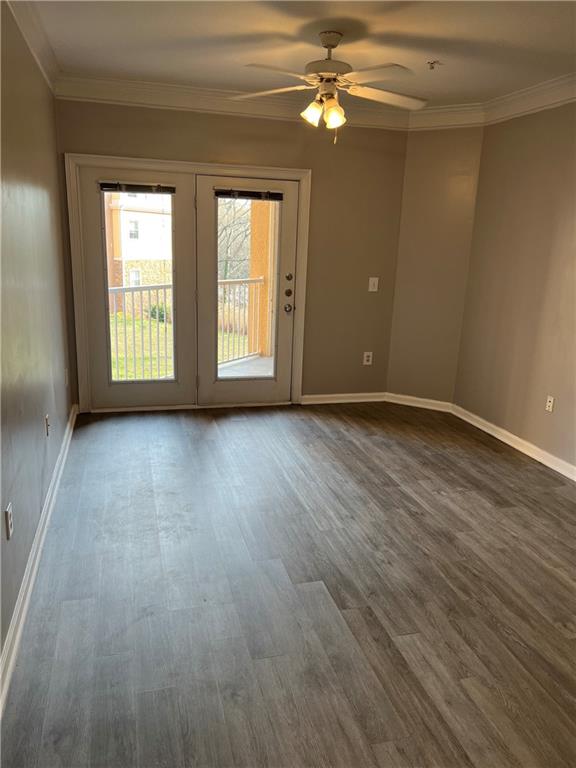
[333,128,338,145]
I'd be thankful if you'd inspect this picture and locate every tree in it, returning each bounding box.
[217,198,251,280]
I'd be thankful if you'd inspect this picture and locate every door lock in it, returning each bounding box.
[285,288,293,297]
[285,273,293,281]
[284,304,293,313]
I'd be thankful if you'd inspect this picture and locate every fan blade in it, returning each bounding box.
[230,84,315,101]
[347,85,427,111]
[246,63,309,81]
[345,63,411,84]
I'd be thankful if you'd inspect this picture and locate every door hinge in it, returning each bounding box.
[194,195,197,210]
[195,374,200,390]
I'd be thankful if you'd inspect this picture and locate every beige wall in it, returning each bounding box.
[55,99,408,395]
[387,127,483,401]
[1,6,71,644]
[455,104,576,464]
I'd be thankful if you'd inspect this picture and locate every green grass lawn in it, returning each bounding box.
[109,313,249,380]
[109,314,173,380]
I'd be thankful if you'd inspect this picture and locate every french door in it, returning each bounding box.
[71,162,300,410]
[196,176,298,405]
[76,165,197,409]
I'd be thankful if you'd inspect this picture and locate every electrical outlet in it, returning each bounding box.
[368,277,379,292]
[5,503,14,540]
[545,395,555,413]
[363,351,373,366]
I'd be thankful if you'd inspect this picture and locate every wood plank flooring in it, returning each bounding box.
[2,403,576,768]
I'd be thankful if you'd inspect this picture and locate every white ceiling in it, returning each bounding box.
[34,1,575,109]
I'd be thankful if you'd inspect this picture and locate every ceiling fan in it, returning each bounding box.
[231,31,427,130]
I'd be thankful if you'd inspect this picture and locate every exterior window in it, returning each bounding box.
[104,190,174,382]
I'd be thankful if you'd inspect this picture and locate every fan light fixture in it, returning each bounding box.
[300,98,323,127]
[230,30,428,138]
[300,94,346,130]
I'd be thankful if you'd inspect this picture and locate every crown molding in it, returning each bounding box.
[53,75,410,130]
[483,72,576,125]
[6,0,60,88]
[54,72,576,131]
[408,73,576,131]
[408,103,485,130]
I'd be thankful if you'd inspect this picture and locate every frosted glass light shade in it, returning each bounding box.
[323,96,346,129]
[300,99,323,126]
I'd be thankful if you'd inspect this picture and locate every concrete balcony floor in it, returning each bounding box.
[218,355,274,379]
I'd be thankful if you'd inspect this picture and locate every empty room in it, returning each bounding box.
[1,1,575,766]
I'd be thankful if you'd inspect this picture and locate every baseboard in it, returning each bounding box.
[300,391,452,411]
[452,405,576,482]
[0,404,78,714]
[379,392,453,412]
[301,391,575,481]
[300,392,393,405]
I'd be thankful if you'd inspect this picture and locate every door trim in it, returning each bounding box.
[65,153,311,411]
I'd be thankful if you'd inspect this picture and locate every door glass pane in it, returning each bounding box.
[217,197,279,379]
[103,191,175,381]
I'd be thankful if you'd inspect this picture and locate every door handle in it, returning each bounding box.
[284,304,293,313]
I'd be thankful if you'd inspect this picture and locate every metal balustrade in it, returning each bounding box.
[107,277,264,382]
[108,284,174,381]
[217,277,264,364]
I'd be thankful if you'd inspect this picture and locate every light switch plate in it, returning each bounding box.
[368,277,379,292]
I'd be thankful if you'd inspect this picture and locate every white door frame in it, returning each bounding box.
[65,153,311,412]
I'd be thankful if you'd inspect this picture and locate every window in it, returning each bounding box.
[103,189,175,382]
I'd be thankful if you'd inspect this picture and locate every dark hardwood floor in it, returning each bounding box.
[2,403,576,768]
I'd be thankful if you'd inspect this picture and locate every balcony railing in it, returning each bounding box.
[108,284,174,381]
[107,276,264,381]
[217,277,264,364]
